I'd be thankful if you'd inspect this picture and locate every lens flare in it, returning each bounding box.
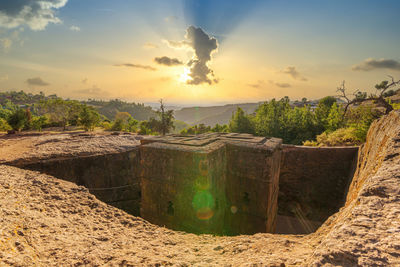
[192,190,215,220]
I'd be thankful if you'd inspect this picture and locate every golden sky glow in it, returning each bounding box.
[0,0,400,105]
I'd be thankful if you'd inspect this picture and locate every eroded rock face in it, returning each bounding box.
[305,110,400,266]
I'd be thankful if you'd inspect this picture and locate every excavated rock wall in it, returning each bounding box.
[10,150,141,215]
[277,145,358,233]
[139,134,282,235]
[224,142,281,235]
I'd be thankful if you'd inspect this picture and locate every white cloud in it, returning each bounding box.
[69,25,80,32]
[164,16,178,23]
[0,0,68,30]
[0,27,24,51]
[0,37,11,51]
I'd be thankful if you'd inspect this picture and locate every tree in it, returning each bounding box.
[7,109,28,131]
[314,96,337,132]
[0,118,11,131]
[326,102,343,132]
[156,99,174,135]
[32,116,47,131]
[211,123,228,133]
[337,77,400,115]
[126,117,139,132]
[79,105,100,131]
[229,107,254,133]
[254,98,291,138]
[24,108,33,130]
[39,99,82,130]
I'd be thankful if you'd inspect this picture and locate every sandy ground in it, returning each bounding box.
[0,165,314,266]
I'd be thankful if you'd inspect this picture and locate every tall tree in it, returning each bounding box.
[229,107,254,133]
[157,99,175,135]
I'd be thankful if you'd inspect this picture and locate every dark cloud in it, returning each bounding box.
[154,56,183,66]
[143,42,158,49]
[272,81,291,88]
[74,85,110,97]
[281,66,307,81]
[0,0,68,30]
[113,63,156,71]
[352,58,400,71]
[166,26,219,85]
[26,77,49,86]
[248,80,291,89]
[248,80,266,89]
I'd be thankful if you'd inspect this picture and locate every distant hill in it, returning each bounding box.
[84,99,156,121]
[175,103,261,126]
[0,91,156,121]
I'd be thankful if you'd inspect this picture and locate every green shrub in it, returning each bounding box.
[7,109,28,131]
[0,118,11,131]
[315,127,362,146]
[32,116,47,131]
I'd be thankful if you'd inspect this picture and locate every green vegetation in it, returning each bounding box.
[7,109,28,131]
[180,79,398,146]
[0,81,398,145]
[0,91,161,133]
[229,107,254,134]
[79,105,101,131]
[84,99,155,121]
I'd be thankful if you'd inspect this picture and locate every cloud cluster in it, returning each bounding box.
[0,37,11,51]
[352,58,400,71]
[26,77,49,86]
[0,27,24,52]
[154,56,183,66]
[0,0,68,30]
[166,26,218,85]
[164,16,178,23]
[281,66,307,81]
[113,63,156,71]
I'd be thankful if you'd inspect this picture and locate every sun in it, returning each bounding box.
[179,67,192,83]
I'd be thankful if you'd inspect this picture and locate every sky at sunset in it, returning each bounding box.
[0,0,399,105]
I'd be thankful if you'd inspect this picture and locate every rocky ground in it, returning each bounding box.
[1,111,400,266]
[0,132,141,164]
